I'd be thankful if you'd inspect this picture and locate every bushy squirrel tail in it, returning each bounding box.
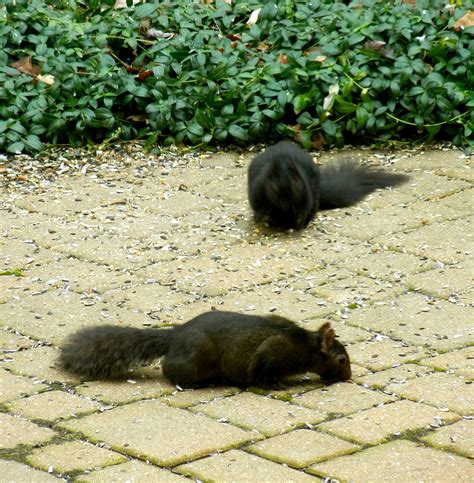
[319,160,409,210]
[59,326,171,379]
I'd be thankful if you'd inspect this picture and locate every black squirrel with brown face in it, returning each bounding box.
[59,311,351,387]
[248,141,409,229]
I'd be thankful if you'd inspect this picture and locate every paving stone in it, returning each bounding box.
[346,249,436,281]
[0,288,148,345]
[146,244,318,296]
[421,419,474,458]
[385,372,474,415]
[248,429,359,468]
[348,337,431,370]
[293,382,394,416]
[346,292,473,350]
[176,449,316,482]
[320,193,472,240]
[209,283,338,321]
[78,209,178,249]
[0,369,47,403]
[260,231,373,266]
[161,386,241,408]
[1,346,79,384]
[355,363,433,389]
[138,189,222,217]
[0,273,45,304]
[0,329,35,353]
[25,257,138,294]
[368,171,471,207]
[7,390,102,422]
[0,459,60,482]
[197,175,247,204]
[309,439,473,482]
[394,149,473,181]
[376,216,472,264]
[318,400,460,445]
[58,399,257,466]
[0,412,55,449]
[101,283,196,320]
[78,459,188,482]
[75,376,175,404]
[191,392,326,436]
[157,286,339,328]
[418,346,474,378]
[2,148,473,483]
[310,270,405,306]
[406,259,474,299]
[27,441,126,474]
[0,236,60,271]
[5,210,156,269]
[13,181,135,217]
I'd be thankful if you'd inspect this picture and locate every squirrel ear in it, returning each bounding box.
[320,323,336,353]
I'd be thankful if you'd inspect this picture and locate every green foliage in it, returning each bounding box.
[0,0,472,153]
[0,268,24,277]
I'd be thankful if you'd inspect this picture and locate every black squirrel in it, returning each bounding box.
[59,311,351,387]
[248,141,409,229]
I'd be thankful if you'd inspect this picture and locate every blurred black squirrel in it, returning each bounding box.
[248,141,409,229]
[59,311,351,387]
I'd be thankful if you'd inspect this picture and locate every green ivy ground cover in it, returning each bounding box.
[0,0,472,154]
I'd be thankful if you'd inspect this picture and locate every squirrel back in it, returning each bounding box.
[59,311,351,387]
[248,141,409,229]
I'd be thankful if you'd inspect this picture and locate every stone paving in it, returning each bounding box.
[0,146,473,482]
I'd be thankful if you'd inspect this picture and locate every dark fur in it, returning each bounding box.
[248,141,409,229]
[59,311,351,387]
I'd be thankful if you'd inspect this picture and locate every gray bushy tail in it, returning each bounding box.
[59,325,171,379]
[319,160,409,210]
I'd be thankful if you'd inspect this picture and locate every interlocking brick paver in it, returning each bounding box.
[78,459,188,482]
[0,345,78,383]
[347,292,473,350]
[0,329,34,352]
[318,400,460,445]
[406,259,474,299]
[0,412,55,449]
[25,257,138,294]
[376,215,472,264]
[7,390,102,422]
[309,439,473,482]
[385,372,474,415]
[394,150,472,180]
[0,460,59,482]
[191,392,326,436]
[0,368,47,403]
[248,429,359,468]
[0,288,148,345]
[0,236,60,270]
[176,449,316,482]
[162,386,240,408]
[421,419,474,458]
[58,399,257,466]
[101,282,195,318]
[311,270,405,305]
[293,382,394,415]
[348,337,431,370]
[75,376,175,404]
[418,346,474,378]
[355,363,432,389]
[1,147,472,482]
[343,249,436,281]
[27,441,126,473]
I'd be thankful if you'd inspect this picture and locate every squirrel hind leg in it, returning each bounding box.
[162,343,220,387]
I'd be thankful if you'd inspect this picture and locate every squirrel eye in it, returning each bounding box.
[337,355,347,364]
